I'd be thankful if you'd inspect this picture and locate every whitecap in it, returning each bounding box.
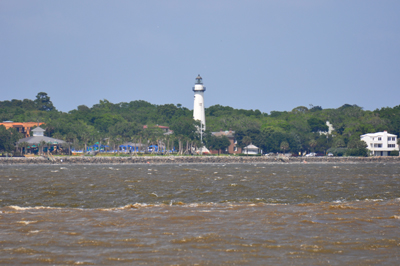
[17,220,37,225]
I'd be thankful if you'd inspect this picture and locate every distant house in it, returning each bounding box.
[210,129,241,154]
[360,131,399,156]
[143,125,173,135]
[242,144,260,155]
[0,121,45,137]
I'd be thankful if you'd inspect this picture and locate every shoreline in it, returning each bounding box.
[1,156,400,164]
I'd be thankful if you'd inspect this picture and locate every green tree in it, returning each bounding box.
[309,139,317,152]
[169,118,200,141]
[333,137,346,148]
[242,136,252,148]
[34,92,55,111]
[157,104,181,123]
[19,141,29,155]
[109,121,142,139]
[308,117,328,132]
[206,135,231,155]
[280,141,289,154]
[347,139,367,149]
[0,126,22,153]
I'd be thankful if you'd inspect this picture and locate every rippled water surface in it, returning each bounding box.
[0,163,399,265]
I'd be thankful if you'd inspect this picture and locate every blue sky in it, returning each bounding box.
[1,0,399,113]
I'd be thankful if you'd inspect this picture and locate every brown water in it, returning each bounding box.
[0,163,399,265]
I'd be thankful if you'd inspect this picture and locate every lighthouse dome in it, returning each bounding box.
[195,75,203,84]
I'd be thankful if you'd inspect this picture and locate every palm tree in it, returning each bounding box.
[116,136,122,155]
[280,141,289,154]
[81,131,90,154]
[242,136,252,154]
[65,133,76,156]
[309,139,317,153]
[333,137,346,148]
[39,140,46,155]
[20,141,28,155]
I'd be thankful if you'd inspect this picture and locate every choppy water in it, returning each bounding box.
[0,163,399,265]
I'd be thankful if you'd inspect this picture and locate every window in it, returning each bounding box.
[388,144,396,148]
[374,144,382,148]
[378,137,382,141]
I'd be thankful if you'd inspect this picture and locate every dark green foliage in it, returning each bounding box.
[308,117,328,132]
[347,139,367,149]
[310,106,323,112]
[109,122,142,139]
[374,105,400,137]
[389,150,399,156]
[327,148,347,157]
[345,148,368,157]
[34,92,55,111]
[205,135,231,155]
[169,117,199,141]
[0,126,22,152]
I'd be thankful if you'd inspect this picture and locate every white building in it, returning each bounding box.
[193,74,206,132]
[243,144,260,155]
[360,131,399,156]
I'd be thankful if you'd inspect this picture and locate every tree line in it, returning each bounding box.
[1,92,400,156]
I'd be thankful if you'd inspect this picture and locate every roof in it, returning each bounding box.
[211,130,235,138]
[32,127,45,132]
[360,131,397,138]
[0,121,44,129]
[143,125,169,129]
[16,136,66,145]
[244,144,259,149]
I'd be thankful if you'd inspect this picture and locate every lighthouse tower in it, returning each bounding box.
[193,74,206,132]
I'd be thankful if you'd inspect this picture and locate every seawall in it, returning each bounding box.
[1,156,400,165]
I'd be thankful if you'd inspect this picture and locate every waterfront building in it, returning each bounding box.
[243,144,260,155]
[360,131,399,156]
[16,126,66,154]
[0,121,45,137]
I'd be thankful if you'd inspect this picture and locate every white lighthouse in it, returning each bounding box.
[193,74,206,132]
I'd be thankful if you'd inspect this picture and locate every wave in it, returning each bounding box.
[2,198,399,212]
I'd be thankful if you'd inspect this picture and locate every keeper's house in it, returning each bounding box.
[210,129,241,154]
[360,131,399,156]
